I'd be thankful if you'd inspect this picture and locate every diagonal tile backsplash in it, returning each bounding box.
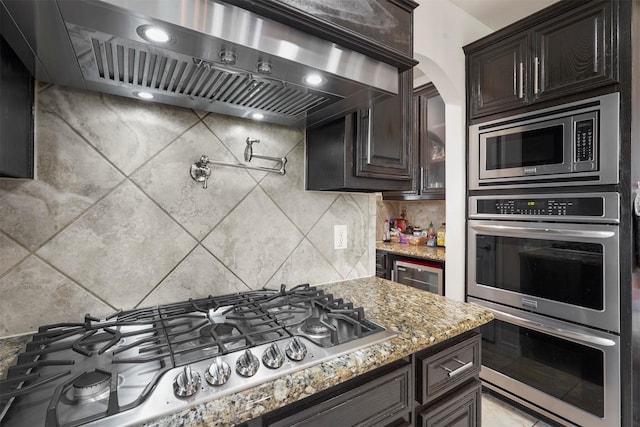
[36,180,197,309]
[0,85,376,337]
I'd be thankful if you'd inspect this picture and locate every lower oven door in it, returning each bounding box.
[470,298,620,427]
[467,219,619,332]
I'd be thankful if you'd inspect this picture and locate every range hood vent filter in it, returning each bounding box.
[86,35,334,117]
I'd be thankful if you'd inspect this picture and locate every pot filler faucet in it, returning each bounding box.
[190,138,287,189]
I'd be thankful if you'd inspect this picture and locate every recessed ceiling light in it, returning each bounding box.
[137,25,173,44]
[135,91,154,100]
[303,73,324,86]
[252,113,265,120]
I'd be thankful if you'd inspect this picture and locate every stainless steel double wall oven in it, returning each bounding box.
[467,93,622,426]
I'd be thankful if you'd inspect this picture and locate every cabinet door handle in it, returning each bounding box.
[364,108,373,164]
[593,17,599,73]
[534,56,540,94]
[440,358,474,377]
[420,166,425,190]
[518,62,524,99]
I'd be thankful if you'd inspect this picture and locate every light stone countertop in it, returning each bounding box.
[376,241,446,262]
[0,277,492,426]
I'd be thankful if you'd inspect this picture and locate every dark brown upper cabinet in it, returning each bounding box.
[468,34,529,118]
[532,1,615,101]
[465,0,617,120]
[0,34,34,179]
[306,70,413,192]
[354,69,413,182]
[384,83,445,200]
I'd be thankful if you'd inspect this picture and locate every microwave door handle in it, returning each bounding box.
[471,224,615,240]
[491,309,616,347]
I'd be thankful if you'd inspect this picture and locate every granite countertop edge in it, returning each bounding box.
[376,241,446,262]
[0,277,492,427]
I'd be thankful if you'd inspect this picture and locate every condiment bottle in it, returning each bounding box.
[383,219,390,242]
[437,223,446,247]
[427,221,436,246]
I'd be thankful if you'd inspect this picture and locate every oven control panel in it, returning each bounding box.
[477,197,603,216]
[470,193,619,223]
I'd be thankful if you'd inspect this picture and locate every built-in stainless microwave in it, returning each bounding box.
[469,92,619,190]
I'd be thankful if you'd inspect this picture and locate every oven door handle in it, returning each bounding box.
[470,224,615,240]
[492,309,617,347]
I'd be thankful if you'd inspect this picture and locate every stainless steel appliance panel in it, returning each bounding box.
[392,259,443,295]
[468,219,620,332]
[471,298,620,427]
[469,92,619,189]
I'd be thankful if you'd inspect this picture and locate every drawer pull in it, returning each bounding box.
[440,358,474,377]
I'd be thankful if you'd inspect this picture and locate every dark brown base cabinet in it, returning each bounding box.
[418,381,481,427]
[252,330,481,427]
[266,364,412,427]
[376,251,391,279]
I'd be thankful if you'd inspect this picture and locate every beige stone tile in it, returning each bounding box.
[307,195,368,278]
[260,142,337,234]
[38,85,199,175]
[202,187,303,290]
[346,250,370,279]
[406,200,446,229]
[0,233,29,277]
[37,181,196,309]
[131,122,257,240]
[140,246,250,307]
[482,394,538,427]
[265,239,341,289]
[0,256,112,335]
[0,106,124,250]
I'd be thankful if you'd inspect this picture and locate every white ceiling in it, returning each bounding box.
[449,0,560,30]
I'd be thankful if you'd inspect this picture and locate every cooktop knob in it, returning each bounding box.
[262,343,285,369]
[173,366,201,398]
[205,357,231,386]
[285,337,307,361]
[236,349,260,377]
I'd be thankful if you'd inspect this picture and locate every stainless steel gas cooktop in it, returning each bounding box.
[0,284,395,427]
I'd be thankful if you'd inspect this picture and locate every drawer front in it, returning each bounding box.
[417,332,481,405]
[267,365,411,427]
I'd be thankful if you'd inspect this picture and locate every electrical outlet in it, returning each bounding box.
[334,225,347,250]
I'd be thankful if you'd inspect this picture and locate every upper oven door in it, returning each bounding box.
[469,92,620,190]
[467,219,620,333]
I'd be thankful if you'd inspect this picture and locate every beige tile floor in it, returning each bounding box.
[482,393,556,427]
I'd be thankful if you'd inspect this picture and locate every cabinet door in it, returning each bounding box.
[419,86,445,195]
[468,34,529,119]
[0,35,34,178]
[418,380,481,427]
[355,69,412,181]
[533,0,616,101]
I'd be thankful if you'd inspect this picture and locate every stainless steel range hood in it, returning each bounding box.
[0,0,399,128]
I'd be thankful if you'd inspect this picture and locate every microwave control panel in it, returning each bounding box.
[575,119,595,162]
[476,197,603,217]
